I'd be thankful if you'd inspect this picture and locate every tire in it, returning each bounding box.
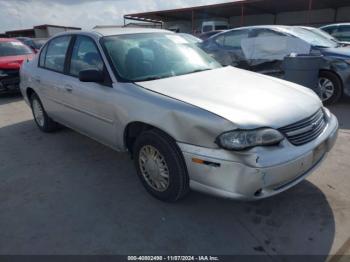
[133,129,190,202]
[318,71,343,105]
[30,93,59,132]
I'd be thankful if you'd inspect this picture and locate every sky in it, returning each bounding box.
[0,0,235,33]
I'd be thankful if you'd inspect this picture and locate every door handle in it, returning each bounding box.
[64,85,73,92]
[33,77,41,83]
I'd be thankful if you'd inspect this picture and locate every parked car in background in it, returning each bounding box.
[320,23,350,45]
[201,25,350,104]
[178,33,202,45]
[20,29,338,201]
[0,38,34,94]
[17,37,47,53]
[198,30,225,41]
[301,26,349,47]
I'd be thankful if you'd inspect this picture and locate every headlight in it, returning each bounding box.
[216,128,284,151]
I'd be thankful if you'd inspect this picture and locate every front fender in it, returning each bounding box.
[321,57,350,96]
[113,83,237,150]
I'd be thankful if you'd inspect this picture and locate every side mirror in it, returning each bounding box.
[79,69,104,83]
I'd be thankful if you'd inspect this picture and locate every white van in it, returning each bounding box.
[202,21,229,33]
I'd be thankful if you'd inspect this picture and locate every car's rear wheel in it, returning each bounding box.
[318,71,342,105]
[133,129,190,202]
[30,93,59,132]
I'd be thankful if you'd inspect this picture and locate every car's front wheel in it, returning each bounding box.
[133,129,190,202]
[318,71,343,105]
[30,93,59,132]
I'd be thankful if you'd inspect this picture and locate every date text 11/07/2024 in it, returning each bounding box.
[127,256,220,261]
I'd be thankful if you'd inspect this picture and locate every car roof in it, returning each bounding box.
[300,26,315,29]
[232,25,293,31]
[209,25,292,38]
[53,28,172,39]
[94,27,171,36]
[321,23,350,28]
[299,26,331,33]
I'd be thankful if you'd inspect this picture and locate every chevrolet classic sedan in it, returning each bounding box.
[20,28,338,202]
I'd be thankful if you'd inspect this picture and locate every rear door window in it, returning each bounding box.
[43,36,72,73]
[214,34,225,46]
[334,26,350,42]
[222,30,249,49]
[322,26,337,35]
[253,29,285,37]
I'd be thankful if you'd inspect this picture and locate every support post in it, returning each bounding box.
[240,4,245,26]
[307,0,313,25]
[334,8,338,23]
[192,10,195,34]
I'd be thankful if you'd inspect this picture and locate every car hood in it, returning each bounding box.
[0,54,34,70]
[321,47,350,58]
[137,67,322,129]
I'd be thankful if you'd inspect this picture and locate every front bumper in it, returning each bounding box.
[0,70,20,94]
[178,113,338,200]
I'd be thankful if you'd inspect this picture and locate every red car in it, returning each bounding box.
[0,38,34,94]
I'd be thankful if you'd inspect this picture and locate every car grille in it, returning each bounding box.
[279,109,327,146]
[0,69,20,92]
[0,69,19,77]
[1,77,19,85]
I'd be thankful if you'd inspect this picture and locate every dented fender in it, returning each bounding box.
[111,82,237,151]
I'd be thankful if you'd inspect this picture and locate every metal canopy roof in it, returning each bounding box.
[124,0,350,23]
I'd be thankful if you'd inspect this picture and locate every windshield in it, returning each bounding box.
[102,33,221,82]
[0,41,33,57]
[284,27,338,48]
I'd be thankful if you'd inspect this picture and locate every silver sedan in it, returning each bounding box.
[20,28,338,201]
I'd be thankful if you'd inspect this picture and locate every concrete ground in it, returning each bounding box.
[0,94,349,259]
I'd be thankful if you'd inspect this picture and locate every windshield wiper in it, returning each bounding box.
[191,68,212,73]
[134,69,213,81]
[313,45,331,49]
[180,68,212,76]
[134,75,172,82]
[135,76,162,82]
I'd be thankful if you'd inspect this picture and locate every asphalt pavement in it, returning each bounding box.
[0,94,349,259]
